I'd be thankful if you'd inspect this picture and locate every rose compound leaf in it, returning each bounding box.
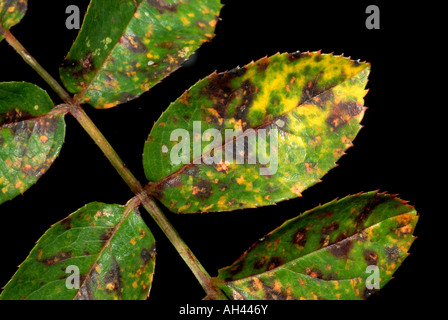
[0,202,156,300]
[60,0,222,109]
[0,82,66,205]
[143,51,370,213]
[0,0,27,42]
[215,191,418,300]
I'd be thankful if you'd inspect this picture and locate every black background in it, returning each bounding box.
[0,0,437,316]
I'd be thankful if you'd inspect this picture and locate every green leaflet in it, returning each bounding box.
[0,202,156,300]
[0,82,66,205]
[143,52,370,213]
[215,192,418,300]
[0,0,27,42]
[60,0,222,109]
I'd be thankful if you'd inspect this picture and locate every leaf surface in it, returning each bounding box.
[0,82,66,205]
[143,52,370,213]
[0,202,156,300]
[60,0,222,109]
[0,0,27,42]
[215,192,418,300]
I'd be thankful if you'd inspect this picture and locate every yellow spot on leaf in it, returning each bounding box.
[305,162,313,173]
[103,103,116,109]
[15,180,23,188]
[252,278,263,290]
[236,176,245,184]
[273,281,282,292]
[290,184,303,196]
[399,225,412,234]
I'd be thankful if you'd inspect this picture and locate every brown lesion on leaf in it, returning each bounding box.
[8,119,32,137]
[161,175,184,189]
[310,90,334,110]
[233,80,257,130]
[354,194,388,229]
[319,222,339,246]
[192,179,213,200]
[305,267,324,279]
[146,0,179,14]
[363,249,378,265]
[74,270,98,300]
[299,72,323,105]
[140,244,156,265]
[217,181,229,192]
[225,260,245,281]
[314,53,323,62]
[120,34,147,54]
[61,52,95,81]
[104,257,123,297]
[0,108,35,126]
[291,227,308,248]
[159,41,174,50]
[257,56,270,72]
[203,67,248,120]
[391,214,415,237]
[327,238,353,259]
[100,228,115,241]
[117,92,136,104]
[262,282,288,300]
[179,91,191,105]
[253,256,268,270]
[326,100,364,131]
[227,198,237,207]
[202,72,235,122]
[266,256,284,271]
[247,278,262,292]
[36,250,73,266]
[184,165,200,178]
[385,246,401,263]
[60,217,72,230]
